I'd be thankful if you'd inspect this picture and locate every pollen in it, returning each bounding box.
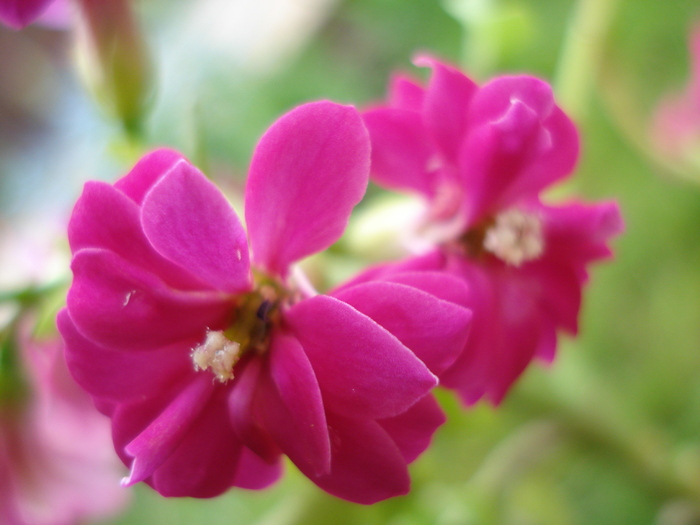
[483,208,544,266]
[191,330,241,383]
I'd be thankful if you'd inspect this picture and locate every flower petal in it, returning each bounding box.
[245,101,370,276]
[68,248,229,350]
[69,180,208,291]
[301,412,410,504]
[58,309,191,402]
[121,376,215,487]
[0,0,53,28]
[332,280,471,376]
[285,295,437,419]
[232,448,283,490]
[378,394,445,463]
[414,55,478,164]
[149,388,244,498]
[362,108,435,195]
[257,332,331,476]
[228,357,280,463]
[389,73,425,111]
[141,160,251,293]
[114,148,185,205]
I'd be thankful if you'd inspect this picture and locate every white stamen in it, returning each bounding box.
[123,290,135,307]
[483,208,544,266]
[191,330,241,383]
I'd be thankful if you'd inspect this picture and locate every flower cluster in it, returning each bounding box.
[57,62,621,504]
[1,335,128,525]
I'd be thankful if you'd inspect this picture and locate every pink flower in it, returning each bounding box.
[0,0,57,29]
[1,335,128,525]
[651,22,700,168]
[58,101,472,503]
[360,57,623,404]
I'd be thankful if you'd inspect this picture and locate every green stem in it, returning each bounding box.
[554,0,622,120]
[512,351,700,505]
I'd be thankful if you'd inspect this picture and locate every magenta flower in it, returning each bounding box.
[0,0,56,29]
[1,335,128,525]
[58,101,472,503]
[360,57,623,404]
[651,22,700,169]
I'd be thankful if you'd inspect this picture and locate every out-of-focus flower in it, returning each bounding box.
[59,101,472,503]
[73,0,153,135]
[651,22,700,174]
[0,0,56,29]
[0,333,129,525]
[360,57,623,404]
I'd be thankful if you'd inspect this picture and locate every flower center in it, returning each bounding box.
[450,207,544,266]
[191,277,287,383]
[482,208,544,266]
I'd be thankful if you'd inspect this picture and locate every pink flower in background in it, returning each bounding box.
[0,0,57,29]
[59,101,472,503]
[361,57,623,404]
[1,335,128,525]
[651,22,700,167]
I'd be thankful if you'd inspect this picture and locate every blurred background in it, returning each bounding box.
[2,0,700,523]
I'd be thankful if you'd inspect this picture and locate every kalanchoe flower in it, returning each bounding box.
[651,22,700,173]
[1,335,128,525]
[360,57,623,404]
[58,101,473,504]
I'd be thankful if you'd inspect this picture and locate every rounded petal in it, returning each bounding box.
[414,54,478,164]
[149,388,244,498]
[232,448,283,490]
[120,376,215,487]
[141,160,252,293]
[58,309,191,403]
[245,101,370,276]
[284,295,437,419]
[256,332,331,476]
[301,412,410,504]
[67,248,230,351]
[362,107,435,195]
[69,181,208,291]
[332,280,472,376]
[378,394,445,463]
[388,73,426,111]
[114,148,185,205]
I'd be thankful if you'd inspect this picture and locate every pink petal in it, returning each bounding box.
[114,148,185,205]
[149,388,244,498]
[257,332,330,476]
[58,309,192,402]
[228,357,280,463]
[378,394,445,463]
[0,0,54,28]
[121,376,215,487]
[333,250,445,292]
[375,270,470,307]
[68,248,230,351]
[245,101,370,277]
[362,108,435,195]
[388,73,425,111]
[468,76,556,128]
[301,412,410,504]
[69,181,208,291]
[332,280,471,375]
[141,161,252,294]
[459,100,545,222]
[414,55,478,164]
[232,448,283,490]
[284,295,437,419]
